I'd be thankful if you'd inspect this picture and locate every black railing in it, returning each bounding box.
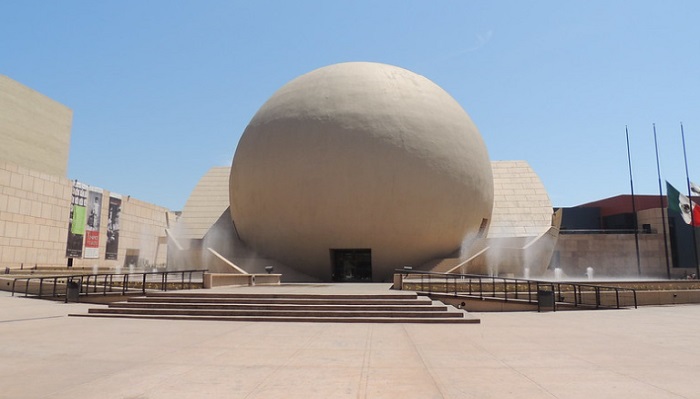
[550,281,638,309]
[10,269,207,302]
[397,270,638,311]
[559,229,655,235]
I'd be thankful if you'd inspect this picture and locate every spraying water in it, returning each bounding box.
[554,267,563,281]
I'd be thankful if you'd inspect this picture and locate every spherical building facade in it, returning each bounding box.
[230,62,493,281]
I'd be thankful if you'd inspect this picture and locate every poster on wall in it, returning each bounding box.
[65,181,88,258]
[105,193,122,260]
[83,187,103,259]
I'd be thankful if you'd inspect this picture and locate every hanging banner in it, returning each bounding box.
[65,181,88,258]
[105,193,122,260]
[84,187,103,259]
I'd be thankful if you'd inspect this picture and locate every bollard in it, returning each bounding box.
[537,290,555,312]
[66,281,80,303]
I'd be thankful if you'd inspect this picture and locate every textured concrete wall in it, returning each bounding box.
[0,160,71,267]
[175,166,231,241]
[117,195,173,268]
[489,160,552,238]
[0,159,172,269]
[554,207,690,279]
[555,233,669,279]
[0,75,72,178]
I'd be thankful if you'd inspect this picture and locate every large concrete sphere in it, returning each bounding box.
[230,62,493,281]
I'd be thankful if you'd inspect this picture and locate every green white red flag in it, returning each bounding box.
[667,181,700,227]
[692,181,700,197]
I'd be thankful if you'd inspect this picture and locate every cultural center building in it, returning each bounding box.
[2,64,697,282]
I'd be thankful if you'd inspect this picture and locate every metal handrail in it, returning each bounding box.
[396,270,638,311]
[10,269,207,301]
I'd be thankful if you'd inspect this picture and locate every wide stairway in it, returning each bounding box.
[72,291,479,323]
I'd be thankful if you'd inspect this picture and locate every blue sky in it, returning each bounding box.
[1,1,699,210]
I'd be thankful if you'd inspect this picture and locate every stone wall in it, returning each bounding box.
[0,160,71,267]
[0,159,172,269]
[113,195,173,268]
[555,233,670,278]
[553,206,697,279]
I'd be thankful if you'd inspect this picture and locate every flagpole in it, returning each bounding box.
[626,126,642,276]
[681,122,699,277]
[653,124,671,278]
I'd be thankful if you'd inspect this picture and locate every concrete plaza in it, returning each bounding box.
[1,286,699,399]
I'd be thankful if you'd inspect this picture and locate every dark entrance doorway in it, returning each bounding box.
[331,249,372,282]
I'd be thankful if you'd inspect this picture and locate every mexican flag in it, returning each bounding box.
[667,181,700,227]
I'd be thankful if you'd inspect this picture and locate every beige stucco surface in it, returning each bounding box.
[0,75,72,178]
[176,166,231,240]
[230,62,493,281]
[489,160,552,238]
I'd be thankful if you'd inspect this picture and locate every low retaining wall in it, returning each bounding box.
[432,289,700,312]
[565,289,700,307]
[203,273,281,288]
[394,274,700,310]
[0,277,70,296]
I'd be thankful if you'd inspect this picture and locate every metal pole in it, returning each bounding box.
[681,122,700,277]
[626,126,642,276]
[653,124,672,278]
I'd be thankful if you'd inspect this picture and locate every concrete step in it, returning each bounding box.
[72,313,480,324]
[143,292,419,300]
[126,297,434,305]
[88,307,465,318]
[73,290,480,324]
[108,302,448,312]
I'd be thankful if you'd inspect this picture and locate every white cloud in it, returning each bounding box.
[463,30,493,53]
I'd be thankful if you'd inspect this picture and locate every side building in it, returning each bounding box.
[0,75,173,270]
[555,195,699,279]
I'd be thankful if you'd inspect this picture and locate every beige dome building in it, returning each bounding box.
[230,62,494,281]
[170,62,558,282]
